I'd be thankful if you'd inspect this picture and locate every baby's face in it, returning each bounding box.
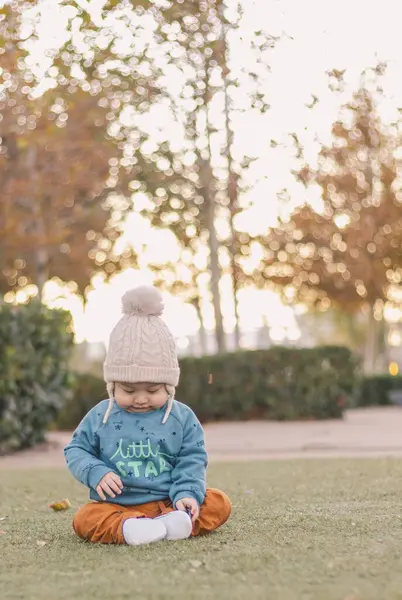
[114,382,169,413]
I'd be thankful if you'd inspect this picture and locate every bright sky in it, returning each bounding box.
[11,0,402,346]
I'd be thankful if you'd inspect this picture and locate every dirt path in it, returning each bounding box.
[1,407,402,469]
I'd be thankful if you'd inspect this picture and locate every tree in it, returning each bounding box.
[108,0,275,352]
[151,0,276,351]
[159,0,228,352]
[90,0,230,351]
[218,1,277,348]
[2,0,276,349]
[257,66,402,372]
[0,0,166,298]
[0,50,133,297]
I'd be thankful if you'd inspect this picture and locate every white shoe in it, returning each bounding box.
[123,517,167,546]
[156,510,193,541]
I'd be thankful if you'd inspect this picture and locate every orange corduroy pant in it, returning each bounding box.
[73,488,231,544]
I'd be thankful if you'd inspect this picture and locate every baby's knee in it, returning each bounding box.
[72,503,95,540]
[72,502,111,541]
[215,489,232,523]
[205,488,232,525]
[72,502,126,544]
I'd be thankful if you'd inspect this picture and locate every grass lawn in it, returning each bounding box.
[1,459,402,600]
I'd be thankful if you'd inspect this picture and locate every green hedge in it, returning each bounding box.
[356,375,402,407]
[58,346,357,429]
[55,372,107,430]
[0,301,74,455]
[177,346,357,422]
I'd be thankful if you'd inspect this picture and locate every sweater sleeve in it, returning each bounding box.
[64,406,112,490]
[169,409,208,507]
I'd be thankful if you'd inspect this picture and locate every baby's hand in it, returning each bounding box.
[176,497,199,522]
[96,472,123,500]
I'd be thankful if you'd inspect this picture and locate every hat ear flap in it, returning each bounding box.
[103,382,115,424]
[162,387,175,424]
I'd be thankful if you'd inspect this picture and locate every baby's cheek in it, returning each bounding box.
[155,391,169,407]
[114,394,130,409]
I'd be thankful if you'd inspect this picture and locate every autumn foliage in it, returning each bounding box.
[259,80,402,314]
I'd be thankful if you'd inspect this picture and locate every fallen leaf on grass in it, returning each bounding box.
[49,499,71,511]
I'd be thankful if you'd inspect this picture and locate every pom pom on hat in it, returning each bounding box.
[121,286,164,317]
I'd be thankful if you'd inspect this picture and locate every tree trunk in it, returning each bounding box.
[35,244,49,301]
[222,69,241,349]
[380,319,390,373]
[192,296,208,356]
[200,159,226,353]
[201,67,226,353]
[26,146,49,301]
[363,304,379,374]
[207,209,226,352]
[219,4,241,350]
[362,144,380,373]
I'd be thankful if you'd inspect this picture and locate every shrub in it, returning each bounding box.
[0,301,74,455]
[55,372,107,430]
[356,374,402,407]
[58,346,357,430]
[177,346,358,422]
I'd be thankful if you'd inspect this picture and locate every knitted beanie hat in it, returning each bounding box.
[103,286,180,425]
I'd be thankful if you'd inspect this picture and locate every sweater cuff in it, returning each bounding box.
[87,465,113,490]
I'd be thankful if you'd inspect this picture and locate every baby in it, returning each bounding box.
[64,286,231,545]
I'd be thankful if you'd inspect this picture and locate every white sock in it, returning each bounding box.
[122,518,167,546]
[156,511,193,541]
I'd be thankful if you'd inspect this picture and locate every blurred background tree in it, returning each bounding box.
[257,65,402,372]
[0,0,163,298]
[117,0,276,351]
[1,0,402,374]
